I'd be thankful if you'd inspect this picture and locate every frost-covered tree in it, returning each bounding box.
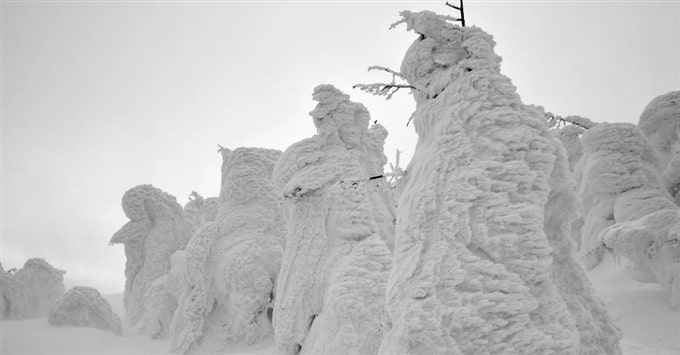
[0,263,14,319]
[110,184,191,334]
[272,84,393,355]
[577,123,680,309]
[374,11,620,354]
[139,250,188,339]
[48,286,122,335]
[2,258,66,320]
[170,147,284,353]
[638,91,680,203]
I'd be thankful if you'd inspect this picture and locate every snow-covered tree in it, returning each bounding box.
[638,91,680,203]
[577,123,680,309]
[110,184,191,334]
[48,286,122,335]
[376,11,620,354]
[272,84,393,355]
[170,147,284,353]
[2,258,66,320]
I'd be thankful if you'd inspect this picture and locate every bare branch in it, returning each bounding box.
[367,66,405,80]
[545,112,597,130]
[352,83,418,100]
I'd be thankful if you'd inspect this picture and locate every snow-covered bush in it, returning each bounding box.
[170,147,284,353]
[577,123,680,309]
[376,11,620,354]
[48,286,122,335]
[272,85,393,355]
[110,184,191,334]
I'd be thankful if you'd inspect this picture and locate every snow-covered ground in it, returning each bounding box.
[1,258,677,355]
[589,256,680,354]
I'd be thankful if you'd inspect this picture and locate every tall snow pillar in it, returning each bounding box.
[379,11,621,354]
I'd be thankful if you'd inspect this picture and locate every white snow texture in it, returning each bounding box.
[378,11,620,355]
[48,286,123,335]
[272,84,394,355]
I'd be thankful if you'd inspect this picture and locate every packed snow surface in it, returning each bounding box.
[2,268,678,354]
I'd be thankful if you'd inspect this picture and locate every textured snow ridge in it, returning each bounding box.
[380,11,620,355]
[184,192,219,237]
[578,123,680,310]
[0,258,65,320]
[638,91,680,203]
[170,147,284,354]
[272,84,393,355]
[48,286,122,335]
[110,184,191,335]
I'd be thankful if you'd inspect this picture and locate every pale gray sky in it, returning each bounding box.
[2,1,679,294]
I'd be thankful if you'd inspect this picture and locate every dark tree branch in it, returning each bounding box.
[445,0,466,27]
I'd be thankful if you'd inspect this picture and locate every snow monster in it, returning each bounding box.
[638,91,680,204]
[379,11,621,354]
[170,147,285,353]
[110,184,191,334]
[576,123,680,310]
[272,84,393,355]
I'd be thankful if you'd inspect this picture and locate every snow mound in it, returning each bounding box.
[1,258,65,320]
[171,147,284,354]
[272,84,393,355]
[48,286,122,335]
[379,10,620,354]
[110,184,191,335]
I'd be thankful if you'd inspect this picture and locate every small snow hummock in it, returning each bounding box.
[272,84,393,355]
[110,184,191,336]
[48,286,122,335]
[378,10,621,354]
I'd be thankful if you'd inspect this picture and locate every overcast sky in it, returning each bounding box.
[2,0,679,294]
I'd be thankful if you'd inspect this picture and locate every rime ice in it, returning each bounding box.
[170,147,285,353]
[379,11,620,354]
[110,184,191,335]
[272,85,393,355]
